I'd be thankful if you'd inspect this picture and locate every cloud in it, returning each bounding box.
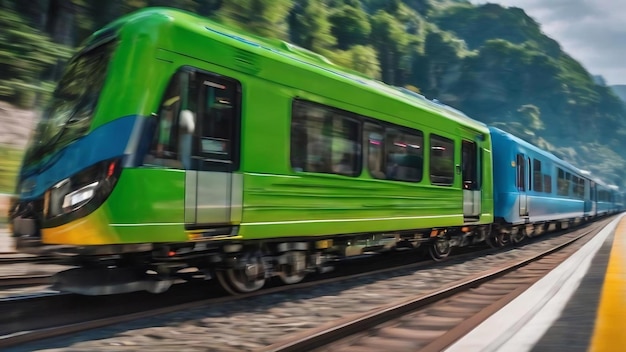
[468,1,626,84]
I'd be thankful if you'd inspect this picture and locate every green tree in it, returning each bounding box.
[288,0,335,52]
[432,3,561,56]
[0,3,70,107]
[369,10,409,84]
[330,44,381,79]
[217,0,292,39]
[197,0,223,16]
[412,27,466,99]
[328,4,371,50]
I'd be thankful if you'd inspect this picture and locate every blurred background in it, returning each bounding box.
[1,0,626,224]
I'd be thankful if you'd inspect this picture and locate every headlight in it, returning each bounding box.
[44,158,121,223]
[62,181,99,210]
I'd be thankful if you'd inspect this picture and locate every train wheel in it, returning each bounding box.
[278,251,308,285]
[486,233,509,248]
[511,228,526,244]
[429,239,451,261]
[214,270,239,295]
[215,256,266,294]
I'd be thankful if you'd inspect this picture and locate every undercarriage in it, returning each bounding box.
[27,225,492,295]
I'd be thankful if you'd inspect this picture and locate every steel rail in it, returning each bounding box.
[0,218,610,349]
[261,220,609,352]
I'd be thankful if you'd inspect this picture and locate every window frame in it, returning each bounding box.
[144,66,242,172]
[533,158,543,192]
[290,99,362,177]
[429,134,455,186]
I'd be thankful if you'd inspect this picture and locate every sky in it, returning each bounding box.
[468,0,626,85]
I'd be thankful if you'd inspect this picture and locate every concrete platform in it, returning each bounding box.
[0,226,15,253]
[446,214,626,352]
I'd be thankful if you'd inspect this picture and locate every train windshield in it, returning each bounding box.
[23,39,117,167]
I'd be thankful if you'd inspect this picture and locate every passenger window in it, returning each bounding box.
[572,176,582,198]
[578,178,585,198]
[145,71,187,169]
[385,128,423,182]
[290,100,360,176]
[544,174,552,193]
[533,159,543,192]
[430,135,454,186]
[364,123,386,179]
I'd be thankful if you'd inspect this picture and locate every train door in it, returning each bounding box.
[181,68,243,229]
[461,140,481,219]
[590,181,597,216]
[516,153,529,217]
[583,179,592,215]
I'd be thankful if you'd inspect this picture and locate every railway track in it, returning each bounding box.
[0,274,50,288]
[0,217,613,351]
[0,255,60,265]
[262,218,613,352]
[0,245,494,349]
[0,258,67,292]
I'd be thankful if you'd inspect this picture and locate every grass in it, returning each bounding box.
[0,145,23,225]
[0,145,24,195]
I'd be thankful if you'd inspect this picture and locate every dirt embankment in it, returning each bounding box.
[0,194,8,221]
[0,102,38,219]
[0,101,38,148]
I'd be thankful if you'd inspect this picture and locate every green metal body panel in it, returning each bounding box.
[48,8,495,245]
[106,169,188,242]
[239,173,463,239]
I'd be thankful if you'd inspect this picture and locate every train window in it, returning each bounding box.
[462,141,478,190]
[193,72,241,171]
[576,177,581,197]
[576,178,583,198]
[385,128,423,182]
[290,100,360,176]
[543,174,552,193]
[516,154,525,191]
[533,159,543,192]
[557,168,569,196]
[528,158,533,191]
[430,135,454,186]
[145,68,241,171]
[599,190,608,202]
[364,123,386,179]
[572,176,583,198]
[145,71,187,168]
[144,71,189,169]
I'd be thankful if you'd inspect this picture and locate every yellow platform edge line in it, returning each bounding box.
[589,217,626,352]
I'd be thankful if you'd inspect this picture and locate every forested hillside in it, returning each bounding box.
[1,0,625,187]
[612,85,626,103]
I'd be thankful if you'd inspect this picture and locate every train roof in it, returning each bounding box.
[489,128,622,193]
[99,7,489,134]
[489,126,586,174]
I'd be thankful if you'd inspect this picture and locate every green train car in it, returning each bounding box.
[10,8,493,295]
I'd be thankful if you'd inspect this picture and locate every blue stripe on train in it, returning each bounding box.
[18,115,140,200]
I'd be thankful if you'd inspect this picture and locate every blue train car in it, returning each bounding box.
[616,189,626,212]
[489,127,588,244]
[608,186,622,213]
[595,182,618,216]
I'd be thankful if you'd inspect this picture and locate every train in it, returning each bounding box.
[8,8,624,295]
